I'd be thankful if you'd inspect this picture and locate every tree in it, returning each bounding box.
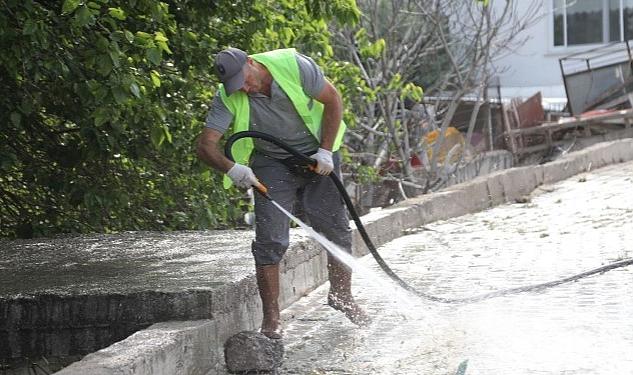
[331,0,540,190]
[0,0,359,238]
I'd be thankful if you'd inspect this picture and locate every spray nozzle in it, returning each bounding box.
[252,181,272,201]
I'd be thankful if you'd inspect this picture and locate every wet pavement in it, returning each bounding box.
[275,161,633,374]
[0,230,259,296]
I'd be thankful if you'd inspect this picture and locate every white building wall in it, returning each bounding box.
[490,0,617,102]
[490,0,566,99]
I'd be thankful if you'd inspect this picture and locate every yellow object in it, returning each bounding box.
[424,127,465,164]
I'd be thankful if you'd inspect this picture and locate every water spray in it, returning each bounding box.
[225,131,633,304]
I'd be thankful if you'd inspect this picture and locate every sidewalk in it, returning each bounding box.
[279,160,633,374]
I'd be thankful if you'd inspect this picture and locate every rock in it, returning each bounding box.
[224,331,284,373]
[515,195,531,203]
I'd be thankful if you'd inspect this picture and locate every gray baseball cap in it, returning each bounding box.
[214,47,247,95]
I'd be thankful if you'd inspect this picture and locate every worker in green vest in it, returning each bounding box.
[197,47,371,339]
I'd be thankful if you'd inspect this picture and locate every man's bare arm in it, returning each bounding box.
[314,79,343,151]
[196,128,234,173]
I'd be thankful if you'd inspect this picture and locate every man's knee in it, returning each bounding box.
[252,240,288,265]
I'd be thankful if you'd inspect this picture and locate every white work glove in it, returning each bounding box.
[226,163,259,188]
[310,148,334,175]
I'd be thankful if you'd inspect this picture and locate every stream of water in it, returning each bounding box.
[269,200,422,311]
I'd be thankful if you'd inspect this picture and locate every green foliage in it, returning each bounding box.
[0,0,359,238]
[354,29,385,59]
[322,59,369,128]
[401,82,424,102]
[339,147,378,184]
[304,0,361,26]
[355,165,380,184]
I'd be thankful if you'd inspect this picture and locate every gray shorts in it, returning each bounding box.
[250,151,352,265]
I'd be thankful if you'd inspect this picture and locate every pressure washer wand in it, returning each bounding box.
[251,180,273,201]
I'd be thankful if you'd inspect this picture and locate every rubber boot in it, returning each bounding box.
[327,255,372,326]
[256,264,283,339]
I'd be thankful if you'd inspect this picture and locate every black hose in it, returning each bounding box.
[223,131,438,299]
[224,131,633,304]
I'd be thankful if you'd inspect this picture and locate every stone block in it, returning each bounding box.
[224,331,283,374]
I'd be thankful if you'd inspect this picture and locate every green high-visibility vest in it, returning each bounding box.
[218,48,346,188]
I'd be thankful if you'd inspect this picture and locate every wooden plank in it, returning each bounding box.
[511,102,524,149]
[501,102,517,154]
[515,92,545,128]
[507,109,633,136]
[508,108,633,155]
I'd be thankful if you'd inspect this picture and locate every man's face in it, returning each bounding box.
[240,59,264,94]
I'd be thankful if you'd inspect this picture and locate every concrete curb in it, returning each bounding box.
[56,138,633,375]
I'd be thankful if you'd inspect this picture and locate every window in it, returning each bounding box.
[610,0,633,41]
[553,0,633,46]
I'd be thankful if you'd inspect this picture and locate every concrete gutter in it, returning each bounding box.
[55,138,633,375]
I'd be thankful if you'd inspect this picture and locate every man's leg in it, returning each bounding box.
[256,264,282,338]
[251,153,298,338]
[302,153,371,326]
[326,255,371,326]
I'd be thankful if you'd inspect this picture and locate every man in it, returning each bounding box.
[196,47,370,339]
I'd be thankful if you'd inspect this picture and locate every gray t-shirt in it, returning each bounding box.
[205,53,325,158]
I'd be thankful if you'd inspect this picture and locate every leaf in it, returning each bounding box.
[135,31,151,41]
[108,50,120,68]
[354,28,366,41]
[62,0,81,14]
[94,113,108,126]
[22,20,37,35]
[150,70,161,87]
[151,125,165,148]
[154,31,168,42]
[96,55,113,76]
[154,32,172,54]
[401,82,424,101]
[360,38,385,59]
[112,87,128,104]
[95,86,109,101]
[325,45,334,57]
[129,82,141,98]
[156,40,172,54]
[124,30,134,42]
[96,36,109,51]
[108,7,126,20]
[163,125,172,144]
[146,47,162,65]
[10,112,21,126]
[93,107,109,127]
[75,6,93,26]
[0,151,18,169]
[374,39,386,55]
[20,98,33,115]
